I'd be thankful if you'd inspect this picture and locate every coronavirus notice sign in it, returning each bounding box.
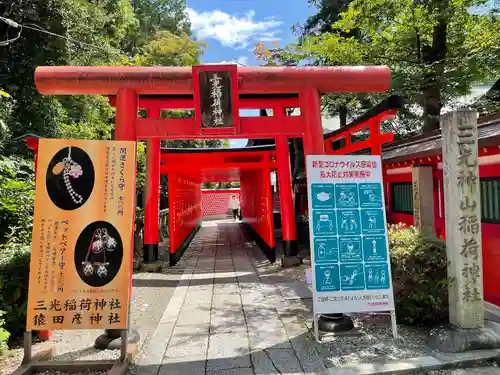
[306,155,397,339]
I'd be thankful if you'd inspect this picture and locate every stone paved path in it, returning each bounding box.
[132,220,329,375]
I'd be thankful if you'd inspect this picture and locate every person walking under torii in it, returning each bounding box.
[228,194,240,220]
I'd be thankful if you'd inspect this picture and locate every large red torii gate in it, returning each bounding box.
[35,64,391,266]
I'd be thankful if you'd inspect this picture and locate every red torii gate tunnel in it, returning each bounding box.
[35,64,391,266]
[161,145,276,264]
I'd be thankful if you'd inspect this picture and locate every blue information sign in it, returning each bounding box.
[340,263,365,291]
[339,236,362,262]
[359,183,383,208]
[307,155,395,315]
[337,209,361,236]
[364,263,390,290]
[312,210,337,236]
[311,184,335,209]
[361,209,385,234]
[314,238,339,263]
[335,183,359,209]
[363,235,388,262]
[315,264,341,292]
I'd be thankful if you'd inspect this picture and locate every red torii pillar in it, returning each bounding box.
[143,107,161,265]
[95,88,139,348]
[274,107,299,263]
[301,88,325,155]
[23,136,51,342]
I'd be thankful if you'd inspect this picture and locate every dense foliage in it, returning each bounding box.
[389,224,449,326]
[256,0,500,135]
[0,156,35,246]
[0,243,30,341]
[0,0,227,349]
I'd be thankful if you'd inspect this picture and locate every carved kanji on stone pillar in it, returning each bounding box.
[442,109,484,329]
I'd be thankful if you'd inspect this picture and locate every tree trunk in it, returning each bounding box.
[291,138,304,186]
[422,82,442,132]
[421,10,447,133]
[339,105,348,127]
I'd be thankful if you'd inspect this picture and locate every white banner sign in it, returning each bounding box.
[306,155,395,314]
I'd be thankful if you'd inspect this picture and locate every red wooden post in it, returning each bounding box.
[143,137,161,263]
[369,120,382,155]
[143,106,161,263]
[115,88,138,141]
[103,87,138,343]
[300,88,325,156]
[168,173,176,257]
[274,108,298,257]
[24,137,52,341]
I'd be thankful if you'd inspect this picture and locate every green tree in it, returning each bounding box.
[283,0,500,133]
[0,0,136,151]
[0,90,14,152]
[137,31,205,67]
[257,0,500,134]
[124,0,191,55]
[0,156,35,245]
[300,0,354,36]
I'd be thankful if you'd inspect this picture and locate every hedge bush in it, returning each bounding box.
[0,311,10,354]
[389,224,449,326]
[0,242,31,341]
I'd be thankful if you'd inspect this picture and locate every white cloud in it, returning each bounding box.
[186,8,282,48]
[207,56,249,67]
[258,31,281,42]
[236,56,248,66]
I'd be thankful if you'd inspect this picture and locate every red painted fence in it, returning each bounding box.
[201,189,241,217]
[168,173,202,255]
[240,169,275,253]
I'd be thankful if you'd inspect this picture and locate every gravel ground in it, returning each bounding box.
[320,313,430,367]
[0,241,197,375]
[421,362,500,374]
[252,250,432,368]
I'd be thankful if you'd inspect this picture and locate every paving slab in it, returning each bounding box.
[248,325,291,349]
[176,304,212,326]
[206,368,255,375]
[266,348,305,373]
[165,325,209,358]
[206,332,252,371]
[210,311,247,333]
[276,281,313,300]
[184,289,213,306]
[211,293,241,307]
[251,351,282,375]
[213,283,240,295]
[160,355,206,375]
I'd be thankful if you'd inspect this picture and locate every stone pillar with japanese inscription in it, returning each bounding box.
[412,166,435,236]
[442,109,484,329]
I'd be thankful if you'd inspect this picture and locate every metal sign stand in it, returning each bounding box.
[313,310,399,343]
[12,329,130,375]
[314,314,321,343]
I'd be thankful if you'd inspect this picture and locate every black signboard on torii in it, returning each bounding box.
[192,64,240,134]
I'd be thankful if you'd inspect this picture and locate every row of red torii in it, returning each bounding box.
[33,64,396,266]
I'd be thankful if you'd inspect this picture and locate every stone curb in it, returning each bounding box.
[132,254,198,370]
[327,349,500,375]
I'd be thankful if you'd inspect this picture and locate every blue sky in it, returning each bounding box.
[185,0,317,147]
[186,0,316,66]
